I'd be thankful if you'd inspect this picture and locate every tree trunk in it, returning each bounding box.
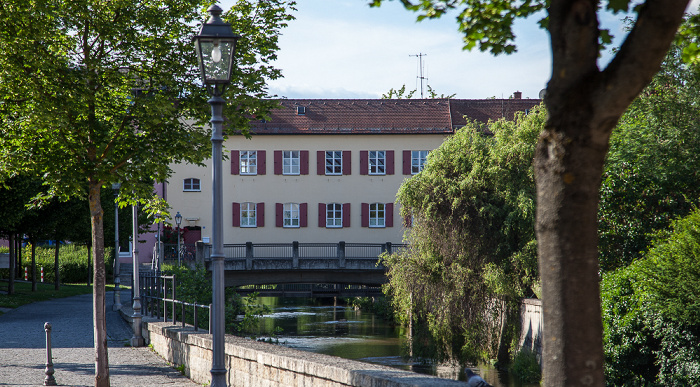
[54,238,60,291]
[8,233,14,295]
[89,180,109,387]
[537,2,689,385]
[31,240,36,292]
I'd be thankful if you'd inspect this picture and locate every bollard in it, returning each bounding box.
[44,322,56,386]
[24,267,28,281]
[41,266,44,282]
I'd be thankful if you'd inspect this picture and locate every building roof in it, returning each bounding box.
[248,96,541,135]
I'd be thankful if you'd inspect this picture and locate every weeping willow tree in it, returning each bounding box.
[384,104,544,363]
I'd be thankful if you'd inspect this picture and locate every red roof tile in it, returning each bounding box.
[248,98,541,135]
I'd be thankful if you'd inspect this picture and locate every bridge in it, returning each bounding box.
[179,241,406,295]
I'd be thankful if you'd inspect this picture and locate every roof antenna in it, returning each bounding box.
[410,53,427,98]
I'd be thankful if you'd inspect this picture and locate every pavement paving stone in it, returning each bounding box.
[0,289,201,386]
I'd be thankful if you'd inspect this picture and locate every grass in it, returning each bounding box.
[0,281,117,312]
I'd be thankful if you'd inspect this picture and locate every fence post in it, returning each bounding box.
[292,241,299,269]
[171,275,176,324]
[245,242,253,270]
[338,241,346,269]
[385,242,392,255]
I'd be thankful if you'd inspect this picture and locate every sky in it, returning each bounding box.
[219,0,700,100]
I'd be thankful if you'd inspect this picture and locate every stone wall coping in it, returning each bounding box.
[145,321,468,386]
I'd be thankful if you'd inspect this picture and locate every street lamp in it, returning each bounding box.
[175,211,183,266]
[112,183,122,311]
[130,201,144,347]
[193,4,239,386]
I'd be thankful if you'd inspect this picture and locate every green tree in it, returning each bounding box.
[599,40,700,271]
[602,208,700,385]
[0,1,294,385]
[370,1,692,383]
[385,104,543,363]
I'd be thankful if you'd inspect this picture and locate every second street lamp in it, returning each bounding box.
[175,211,182,266]
[193,4,239,387]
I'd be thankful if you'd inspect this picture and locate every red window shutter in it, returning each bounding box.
[403,150,411,175]
[360,151,368,175]
[232,202,240,227]
[300,203,308,227]
[231,151,240,175]
[318,203,325,227]
[257,202,265,227]
[317,151,325,175]
[386,150,395,175]
[342,203,351,228]
[258,150,266,175]
[386,203,394,227]
[276,203,283,227]
[274,151,282,175]
[300,151,309,175]
[343,151,352,175]
[361,203,369,227]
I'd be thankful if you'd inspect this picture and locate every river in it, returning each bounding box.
[251,296,539,386]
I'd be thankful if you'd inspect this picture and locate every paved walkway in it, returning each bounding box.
[0,289,201,386]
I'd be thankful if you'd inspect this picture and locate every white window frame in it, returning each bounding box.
[241,202,256,227]
[369,203,385,228]
[326,203,342,228]
[369,151,385,175]
[411,150,429,174]
[283,151,300,175]
[240,151,257,175]
[325,151,342,175]
[183,178,201,192]
[284,203,300,228]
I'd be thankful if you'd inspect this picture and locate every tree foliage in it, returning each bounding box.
[602,208,700,386]
[384,104,544,362]
[599,39,700,271]
[371,1,692,383]
[0,1,294,385]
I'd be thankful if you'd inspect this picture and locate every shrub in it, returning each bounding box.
[510,349,541,383]
[16,244,113,284]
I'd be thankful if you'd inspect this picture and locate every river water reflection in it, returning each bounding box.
[252,297,538,387]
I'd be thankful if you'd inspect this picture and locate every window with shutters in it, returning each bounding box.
[325,151,342,175]
[183,178,201,192]
[283,151,300,175]
[369,203,385,227]
[284,203,300,227]
[241,202,256,227]
[369,151,385,175]
[326,203,342,228]
[412,150,428,174]
[240,151,257,175]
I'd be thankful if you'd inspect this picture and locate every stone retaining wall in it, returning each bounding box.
[143,321,466,386]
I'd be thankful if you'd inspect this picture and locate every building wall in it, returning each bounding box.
[167,133,449,245]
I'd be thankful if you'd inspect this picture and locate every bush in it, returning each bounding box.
[510,350,541,383]
[15,244,113,284]
[602,208,700,385]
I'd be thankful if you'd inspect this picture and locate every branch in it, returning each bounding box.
[596,0,690,124]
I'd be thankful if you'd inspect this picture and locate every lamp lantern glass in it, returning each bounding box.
[175,211,182,226]
[193,5,239,90]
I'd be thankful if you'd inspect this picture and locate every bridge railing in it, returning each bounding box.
[195,241,409,268]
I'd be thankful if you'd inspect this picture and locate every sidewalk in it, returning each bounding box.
[0,289,201,386]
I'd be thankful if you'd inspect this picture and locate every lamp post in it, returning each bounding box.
[175,211,183,266]
[193,5,239,386]
[130,202,144,346]
[112,183,122,311]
